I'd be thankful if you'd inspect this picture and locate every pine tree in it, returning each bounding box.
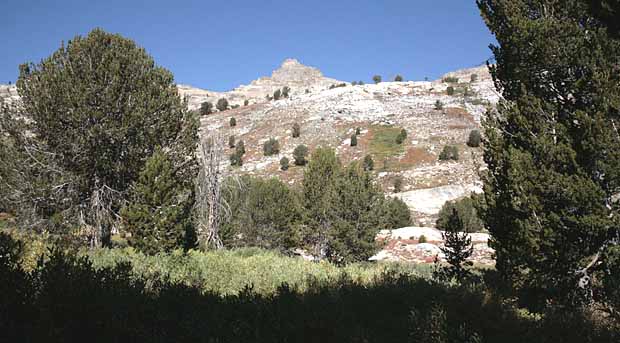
[373,75,382,84]
[478,0,620,310]
[394,74,403,82]
[434,100,444,110]
[436,208,473,282]
[200,101,213,116]
[282,86,290,98]
[228,135,235,148]
[466,130,481,147]
[229,117,236,127]
[350,134,357,147]
[263,138,280,156]
[6,29,198,245]
[216,98,229,111]
[273,89,281,100]
[121,150,195,254]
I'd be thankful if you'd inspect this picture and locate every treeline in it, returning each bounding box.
[220,147,410,263]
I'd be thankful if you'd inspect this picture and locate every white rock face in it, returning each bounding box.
[0,84,19,105]
[178,58,346,110]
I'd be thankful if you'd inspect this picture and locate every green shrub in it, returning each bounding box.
[230,151,243,166]
[350,134,357,147]
[352,81,358,85]
[292,123,301,138]
[363,155,374,171]
[418,235,427,243]
[438,145,459,161]
[293,145,308,166]
[434,100,444,110]
[216,98,229,111]
[236,140,245,155]
[282,86,290,98]
[355,127,361,135]
[230,117,236,127]
[373,75,382,84]
[393,175,404,193]
[280,157,289,171]
[395,128,407,144]
[394,74,403,82]
[447,86,455,96]
[273,89,281,100]
[467,130,481,147]
[442,76,459,83]
[244,99,249,106]
[436,196,484,233]
[228,135,235,148]
[263,138,280,156]
[200,101,213,115]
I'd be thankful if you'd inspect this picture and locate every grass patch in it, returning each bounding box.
[368,125,405,161]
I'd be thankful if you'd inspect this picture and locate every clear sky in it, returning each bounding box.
[1,0,495,91]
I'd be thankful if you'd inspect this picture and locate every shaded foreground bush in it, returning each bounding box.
[1,233,617,343]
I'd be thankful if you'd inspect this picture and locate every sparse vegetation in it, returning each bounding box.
[368,125,406,161]
[273,89,281,100]
[470,73,478,82]
[244,99,249,106]
[438,145,459,161]
[229,117,236,127]
[228,135,235,148]
[355,127,361,135]
[282,86,290,98]
[263,138,280,156]
[418,235,427,243]
[394,74,403,82]
[446,86,455,96]
[372,75,382,84]
[442,76,459,83]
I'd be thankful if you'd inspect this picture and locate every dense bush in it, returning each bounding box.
[200,101,213,115]
[1,233,616,343]
[216,98,229,111]
[280,157,289,171]
[438,145,459,161]
[293,145,308,166]
[436,196,484,233]
[467,129,481,147]
[263,138,280,156]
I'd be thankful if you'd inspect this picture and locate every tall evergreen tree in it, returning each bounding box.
[121,149,195,254]
[4,29,197,246]
[478,0,620,312]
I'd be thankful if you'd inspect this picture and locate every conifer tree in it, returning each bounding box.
[293,144,308,166]
[121,150,195,254]
[280,157,289,171]
[436,208,473,282]
[216,98,229,111]
[292,123,301,138]
[350,134,357,147]
[478,0,620,310]
[200,101,213,116]
[363,155,374,171]
[5,29,198,246]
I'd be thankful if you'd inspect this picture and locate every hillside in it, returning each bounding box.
[0,59,499,264]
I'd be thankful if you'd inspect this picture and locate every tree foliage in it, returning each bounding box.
[200,101,213,116]
[121,149,195,254]
[263,138,280,156]
[3,28,197,246]
[372,75,382,84]
[436,197,484,233]
[293,145,308,166]
[216,98,229,112]
[478,0,620,312]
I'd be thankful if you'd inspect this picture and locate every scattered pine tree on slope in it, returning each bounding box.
[121,149,195,254]
[478,0,620,312]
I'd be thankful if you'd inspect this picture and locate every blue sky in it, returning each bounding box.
[1,0,495,91]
